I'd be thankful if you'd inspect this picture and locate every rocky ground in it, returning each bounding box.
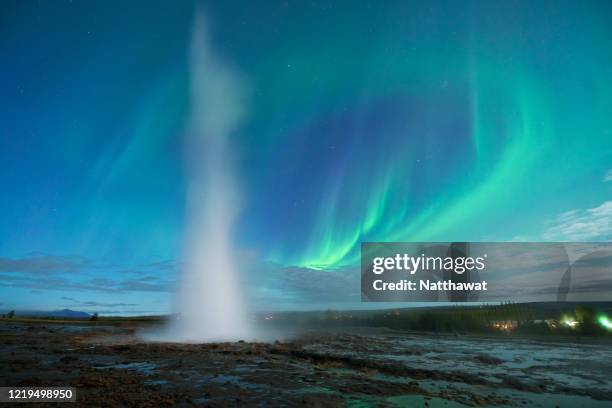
[1,321,611,407]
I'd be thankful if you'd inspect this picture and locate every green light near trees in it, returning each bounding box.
[597,315,612,330]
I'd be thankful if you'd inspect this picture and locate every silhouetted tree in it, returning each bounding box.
[7,310,15,319]
[90,312,98,321]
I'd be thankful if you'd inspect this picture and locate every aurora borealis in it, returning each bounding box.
[1,0,611,313]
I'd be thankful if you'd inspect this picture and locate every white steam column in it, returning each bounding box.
[165,11,252,342]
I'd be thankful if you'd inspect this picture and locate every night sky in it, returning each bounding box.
[1,0,611,314]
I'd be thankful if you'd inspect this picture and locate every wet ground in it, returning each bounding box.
[1,321,611,407]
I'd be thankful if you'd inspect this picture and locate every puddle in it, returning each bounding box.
[144,379,169,386]
[94,361,157,375]
[386,395,467,408]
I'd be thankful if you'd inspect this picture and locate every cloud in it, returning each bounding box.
[0,252,178,294]
[528,278,612,296]
[244,262,359,307]
[143,260,179,272]
[604,169,612,183]
[0,254,91,274]
[117,279,173,292]
[0,274,174,294]
[126,260,180,277]
[543,201,612,241]
[60,296,138,308]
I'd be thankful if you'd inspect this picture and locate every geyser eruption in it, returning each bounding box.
[154,12,252,342]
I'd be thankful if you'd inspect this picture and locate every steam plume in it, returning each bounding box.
[149,10,252,342]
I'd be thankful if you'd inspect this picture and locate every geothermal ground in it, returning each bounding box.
[1,321,611,407]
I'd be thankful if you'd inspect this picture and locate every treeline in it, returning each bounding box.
[298,304,610,336]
